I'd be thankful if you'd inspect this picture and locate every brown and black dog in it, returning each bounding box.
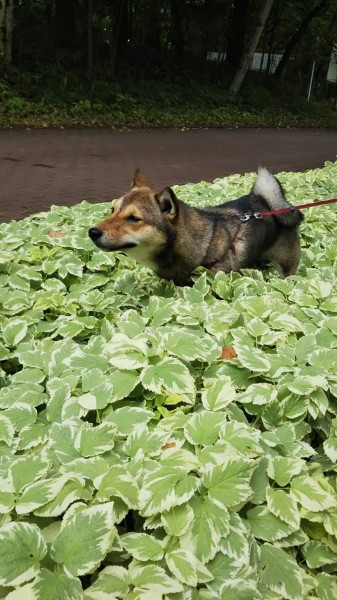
[89,168,303,285]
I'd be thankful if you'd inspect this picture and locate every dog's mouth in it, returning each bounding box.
[94,241,138,252]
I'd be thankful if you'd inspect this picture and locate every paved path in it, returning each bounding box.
[0,127,336,222]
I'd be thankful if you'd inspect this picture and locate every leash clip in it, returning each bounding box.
[253,212,263,219]
[240,213,252,222]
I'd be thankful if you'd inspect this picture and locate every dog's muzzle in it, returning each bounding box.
[88,227,103,242]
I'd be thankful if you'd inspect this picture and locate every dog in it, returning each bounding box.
[88,168,303,285]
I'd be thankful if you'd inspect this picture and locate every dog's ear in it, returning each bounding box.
[132,169,149,189]
[156,187,178,220]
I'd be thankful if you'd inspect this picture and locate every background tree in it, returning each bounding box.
[230,0,275,93]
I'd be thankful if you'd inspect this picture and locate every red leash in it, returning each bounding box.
[241,197,337,221]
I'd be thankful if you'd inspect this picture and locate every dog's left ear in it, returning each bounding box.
[156,188,178,220]
[132,169,149,189]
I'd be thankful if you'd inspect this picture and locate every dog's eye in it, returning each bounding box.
[126,215,141,223]
[111,206,115,214]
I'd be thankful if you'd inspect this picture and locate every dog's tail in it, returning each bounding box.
[253,167,303,227]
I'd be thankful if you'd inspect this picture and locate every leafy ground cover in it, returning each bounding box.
[0,163,337,599]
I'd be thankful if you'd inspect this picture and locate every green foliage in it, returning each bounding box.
[1,68,337,128]
[1,163,337,598]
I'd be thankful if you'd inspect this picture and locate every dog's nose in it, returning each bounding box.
[88,227,103,241]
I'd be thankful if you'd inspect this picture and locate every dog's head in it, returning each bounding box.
[88,170,179,267]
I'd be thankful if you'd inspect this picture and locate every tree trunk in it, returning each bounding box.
[0,0,14,64]
[230,0,275,93]
[109,0,126,81]
[170,0,185,58]
[88,0,93,76]
[225,0,250,74]
[54,0,75,48]
[274,0,331,80]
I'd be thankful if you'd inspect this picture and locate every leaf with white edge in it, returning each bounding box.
[120,533,164,561]
[18,422,49,450]
[316,573,337,600]
[34,478,85,517]
[308,348,337,370]
[323,437,337,462]
[185,495,230,562]
[9,454,50,493]
[75,422,116,457]
[159,330,214,361]
[303,540,337,568]
[246,506,297,541]
[31,569,83,600]
[291,476,337,511]
[266,488,300,529]
[235,347,271,372]
[267,457,304,487]
[15,475,70,515]
[161,503,194,537]
[269,313,303,333]
[219,578,261,600]
[105,406,153,435]
[202,457,255,508]
[129,563,183,594]
[61,456,109,481]
[0,522,47,586]
[141,357,195,395]
[0,490,15,514]
[94,465,139,508]
[220,512,249,562]
[184,412,224,446]
[238,383,277,405]
[220,420,262,457]
[2,319,28,346]
[201,377,236,411]
[160,447,200,471]
[49,420,82,464]
[51,502,115,576]
[0,414,15,446]
[109,370,140,402]
[84,565,129,599]
[166,549,213,587]
[123,424,166,457]
[259,544,303,600]
[139,467,199,517]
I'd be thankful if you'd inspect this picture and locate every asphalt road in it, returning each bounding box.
[0,127,336,222]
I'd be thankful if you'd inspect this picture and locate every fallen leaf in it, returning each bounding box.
[48,230,66,238]
[220,346,237,360]
[161,442,177,450]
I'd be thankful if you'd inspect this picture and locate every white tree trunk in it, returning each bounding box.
[230,0,275,93]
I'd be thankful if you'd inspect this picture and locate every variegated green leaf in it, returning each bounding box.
[259,544,303,600]
[165,549,213,587]
[202,457,255,508]
[0,522,47,586]
[266,488,300,529]
[51,502,115,576]
[84,565,129,599]
[120,533,164,561]
[291,476,337,512]
[141,357,195,395]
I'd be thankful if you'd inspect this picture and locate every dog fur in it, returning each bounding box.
[88,168,303,285]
